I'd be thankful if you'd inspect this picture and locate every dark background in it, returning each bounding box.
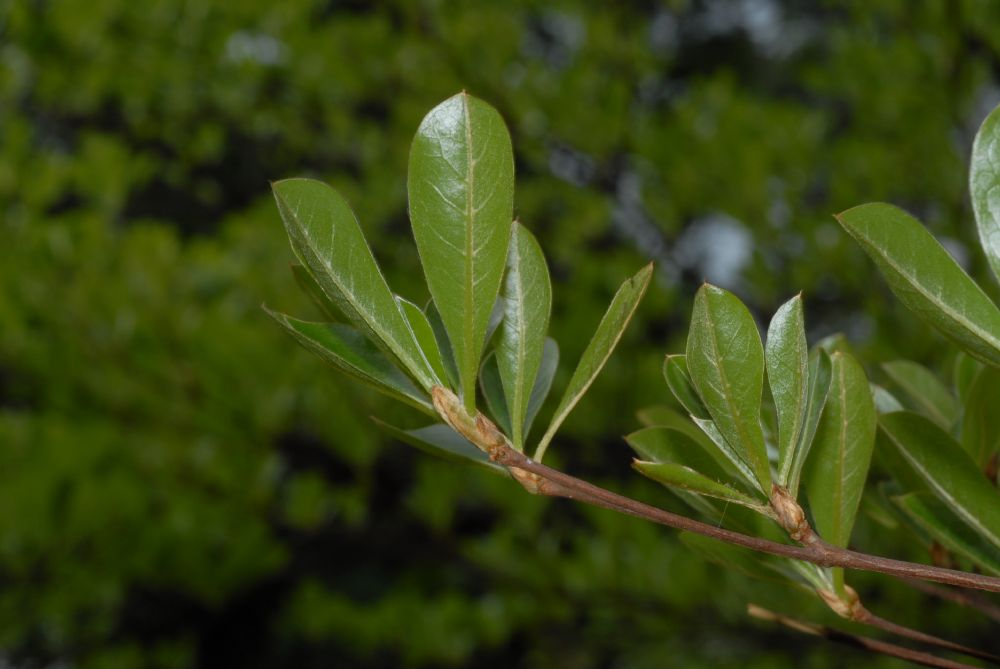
[3,1,1000,667]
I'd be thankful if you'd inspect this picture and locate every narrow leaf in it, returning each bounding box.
[663,354,709,419]
[291,264,341,321]
[395,296,448,387]
[497,223,552,449]
[524,337,559,439]
[372,419,508,476]
[626,425,756,494]
[879,411,1000,552]
[836,203,1000,368]
[953,352,982,404]
[479,352,513,438]
[691,417,760,492]
[881,360,957,429]
[687,284,772,492]
[803,351,877,548]
[272,178,435,389]
[766,295,809,489]
[634,461,765,510]
[408,92,515,412]
[264,308,433,415]
[534,264,653,460]
[893,492,1000,576]
[426,301,460,389]
[786,349,832,497]
[870,384,905,414]
[961,366,1000,469]
[970,101,1000,285]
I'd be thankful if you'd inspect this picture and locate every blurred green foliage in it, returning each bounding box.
[3,0,1000,666]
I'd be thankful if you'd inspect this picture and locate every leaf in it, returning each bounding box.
[690,417,760,492]
[680,533,806,586]
[272,178,435,389]
[686,284,772,492]
[497,223,552,449]
[408,92,515,412]
[626,426,756,494]
[534,264,653,460]
[803,351,876,549]
[633,461,765,510]
[264,308,433,415]
[892,492,1000,576]
[524,337,559,439]
[961,366,1000,469]
[879,411,1000,552]
[970,101,1000,285]
[371,419,508,476]
[953,352,983,404]
[870,384,905,414]
[836,203,1000,368]
[395,296,448,387]
[785,349,832,497]
[881,360,957,429]
[662,355,709,419]
[291,264,341,321]
[479,352,512,438]
[425,301,460,389]
[766,295,809,489]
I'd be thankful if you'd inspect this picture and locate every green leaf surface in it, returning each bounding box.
[627,426,728,482]
[970,101,1000,285]
[686,284,771,492]
[633,461,765,510]
[836,203,1000,368]
[785,349,832,497]
[690,417,760,492]
[426,301,460,389]
[953,352,983,404]
[371,419,507,476]
[497,223,552,449]
[892,492,1000,576]
[662,355,709,419]
[524,337,559,439]
[881,360,957,429]
[879,411,1000,552]
[272,178,435,389]
[408,93,515,411]
[264,308,433,415]
[534,264,653,460]
[395,296,448,387]
[680,533,805,586]
[479,352,513,439]
[766,295,809,489]
[803,352,876,549]
[961,366,1000,468]
[291,264,341,321]
[871,384,905,415]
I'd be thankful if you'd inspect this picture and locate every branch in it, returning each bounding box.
[903,578,1000,624]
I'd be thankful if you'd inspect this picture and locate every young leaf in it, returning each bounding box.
[626,426,755,494]
[524,337,559,439]
[534,264,653,461]
[686,284,772,492]
[879,411,1000,552]
[395,296,448,387]
[961,366,1000,469]
[691,417,761,493]
[803,351,876,549]
[497,223,552,449]
[264,308,433,415]
[785,349,832,497]
[970,101,1000,285]
[408,92,515,412]
[881,360,957,429]
[479,352,513,438]
[836,203,1000,368]
[371,419,508,476]
[291,264,341,321]
[662,354,710,419]
[766,295,809,489]
[633,461,765,511]
[892,492,1000,577]
[272,178,435,389]
[425,301,460,389]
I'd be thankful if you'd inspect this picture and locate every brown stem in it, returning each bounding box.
[856,608,1000,665]
[904,578,1000,624]
[748,604,980,669]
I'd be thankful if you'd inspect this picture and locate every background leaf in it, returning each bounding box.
[479,352,513,438]
[892,492,1000,576]
[372,419,508,476]
[524,337,559,440]
[785,349,832,497]
[766,295,809,489]
[961,366,1000,469]
[408,93,515,412]
[970,100,1000,285]
[881,360,957,429]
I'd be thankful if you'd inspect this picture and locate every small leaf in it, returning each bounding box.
[524,337,559,439]
[953,352,983,404]
[690,417,761,492]
[264,308,433,415]
[396,296,448,387]
[879,411,1000,552]
[372,419,508,476]
[479,352,513,438]
[803,352,877,549]
[408,92,515,412]
[881,360,957,429]
[970,101,1000,285]
[766,295,809,489]
[497,223,552,449]
[687,284,772,492]
[291,264,341,321]
[272,178,435,389]
[634,461,766,511]
[785,349,832,497]
[836,203,1000,368]
[626,426,756,494]
[662,354,709,419]
[961,366,1000,470]
[534,264,653,460]
[893,492,1000,576]
[425,301,460,389]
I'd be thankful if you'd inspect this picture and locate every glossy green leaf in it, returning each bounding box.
[879,411,1000,552]
[524,337,559,439]
[371,418,507,476]
[534,264,653,460]
[272,178,435,389]
[395,296,448,387]
[803,352,876,549]
[961,366,1000,469]
[662,355,709,419]
[893,492,1000,576]
[881,360,957,429]
[426,301,460,389]
[633,461,765,510]
[970,101,1000,285]
[497,223,552,449]
[291,264,341,321]
[686,284,771,492]
[479,352,512,439]
[264,308,433,415]
[626,426,755,494]
[766,295,808,489]
[408,93,515,412]
[785,349,832,497]
[635,406,719,451]
[836,203,1000,368]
